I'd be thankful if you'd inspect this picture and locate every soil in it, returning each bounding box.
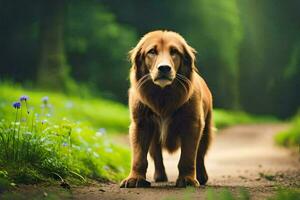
[3,124,300,200]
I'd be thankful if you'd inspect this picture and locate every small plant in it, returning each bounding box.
[0,96,71,183]
[259,172,276,181]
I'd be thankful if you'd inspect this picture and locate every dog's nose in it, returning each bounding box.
[158,65,171,73]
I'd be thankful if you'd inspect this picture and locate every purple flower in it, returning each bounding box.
[12,102,21,109]
[96,128,106,137]
[20,95,30,114]
[42,96,49,104]
[20,95,29,101]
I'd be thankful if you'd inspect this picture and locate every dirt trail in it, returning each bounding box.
[74,124,300,200]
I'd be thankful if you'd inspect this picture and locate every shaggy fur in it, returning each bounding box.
[120,30,213,188]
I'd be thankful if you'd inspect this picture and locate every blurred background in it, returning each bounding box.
[0,0,299,118]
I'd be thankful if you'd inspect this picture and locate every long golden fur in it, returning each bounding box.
[120,30,213,188]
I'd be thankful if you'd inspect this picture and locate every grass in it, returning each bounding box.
[163,187,300,200]
[0,83,130,134]
[208,188,300,200]
[268,188,300,200]
[0,84,130,189]
[206,188,250,200]
[213,109,277,128]
[275,113,300,147]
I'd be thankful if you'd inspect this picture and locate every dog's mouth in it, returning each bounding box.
[153,74,174,88]
[153,75,173,82]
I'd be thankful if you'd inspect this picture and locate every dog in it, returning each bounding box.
[120,30,213,188]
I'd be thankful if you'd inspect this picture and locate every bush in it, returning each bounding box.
[275,113,300,147]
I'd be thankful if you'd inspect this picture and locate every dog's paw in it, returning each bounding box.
[154,171,168,182]
[120,177,151,188]
[197,171,208,185]
[175,176,199,188]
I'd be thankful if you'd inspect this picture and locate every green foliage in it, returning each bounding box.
[188,0,243,109]
[0,85,130,184]
[0,170,12,193]
[66,1,137,101]
[269,188,300,200]
[238,0,300,117]
[214,109,277,128]
[0,83,130,134]
[205,188,300,200]
[206,188,250,200]
[1,187,72,200]
[275,113,300,147]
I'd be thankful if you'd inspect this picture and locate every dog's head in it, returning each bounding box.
[130,30,197,88]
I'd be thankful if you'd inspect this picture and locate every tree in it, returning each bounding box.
[37,0,72,91]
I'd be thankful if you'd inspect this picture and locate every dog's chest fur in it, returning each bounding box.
[154,115,171,144]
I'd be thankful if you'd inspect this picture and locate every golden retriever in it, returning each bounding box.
[120,30,213,188]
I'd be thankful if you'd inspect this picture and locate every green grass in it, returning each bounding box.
[275,113,300,147]
[0,83,130,134]
[0,83,130,187]
[205,188,250,200]
[164,187,300,200]
[207,188,300,200]
[213,109,277,128]
[268,188,300,200]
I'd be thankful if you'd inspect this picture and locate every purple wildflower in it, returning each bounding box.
[103,165,110,171]
[19,95,29,101]
[20,95,30,114]
[12,102,21,109]
[42,96,49,104]
[96,128,106,137]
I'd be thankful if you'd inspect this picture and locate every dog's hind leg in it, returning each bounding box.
[196,109,213,185]
[149,135,168,182]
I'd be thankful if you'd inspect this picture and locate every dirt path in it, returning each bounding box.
[73,124,300,200]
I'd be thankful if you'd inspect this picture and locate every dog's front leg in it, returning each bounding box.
[176,123,202,187]
[120,122,153,188]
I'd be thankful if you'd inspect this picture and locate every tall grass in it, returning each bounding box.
[0,94,130,184]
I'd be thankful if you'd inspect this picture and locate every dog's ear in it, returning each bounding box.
[183,43,197,71]
[180,42,198,77]
[128,40,147,80]
[128,45,142,70]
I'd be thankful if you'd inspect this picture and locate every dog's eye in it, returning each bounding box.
[170,48,178,57]
[148,49,157,55]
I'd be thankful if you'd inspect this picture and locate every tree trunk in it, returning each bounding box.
[37,0,69,90]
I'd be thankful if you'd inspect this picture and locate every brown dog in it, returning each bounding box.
[120,30,213,188]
